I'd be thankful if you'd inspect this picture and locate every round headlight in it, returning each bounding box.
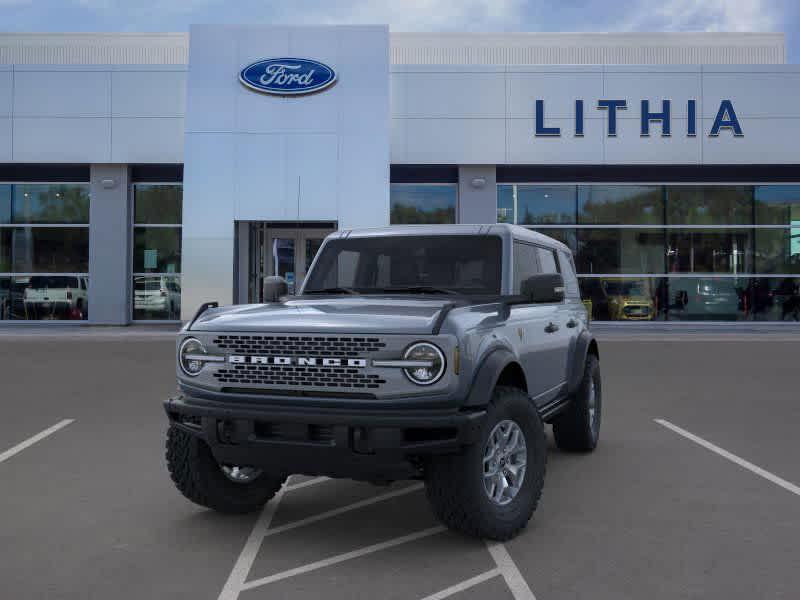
[179,337,207,377]
[403,342,446,386]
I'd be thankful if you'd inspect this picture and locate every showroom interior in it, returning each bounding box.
[0,28,798,324]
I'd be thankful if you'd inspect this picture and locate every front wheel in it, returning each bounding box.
[165,426,286,514]
[425,386,546,540]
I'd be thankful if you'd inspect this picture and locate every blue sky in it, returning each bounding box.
[1,0,798,62]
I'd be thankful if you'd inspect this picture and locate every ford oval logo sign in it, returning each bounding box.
[239,58,337,96]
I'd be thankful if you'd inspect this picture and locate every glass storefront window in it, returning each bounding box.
[497,185,575,224]
[533,228,577,254]
[666,229,753,274]
[132,183,182,320]
[1,184,90,225]
[1,228,89,273]
[133,227,181,273]
[577,229,665,274]
[755,228,800,274]
[390,184,456,224]
[755,185,800,225]
[666,186,753,225]
[666,277,748,321]
[579,277,667,321]
[133,185,182,225]
[133,274,181,320]
[578,185,662,225]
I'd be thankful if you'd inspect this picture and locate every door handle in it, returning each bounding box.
[566,319,578,328]
[544,322,559,333]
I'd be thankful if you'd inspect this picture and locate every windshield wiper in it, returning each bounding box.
[370,285,461,295]
[304,287,360,295]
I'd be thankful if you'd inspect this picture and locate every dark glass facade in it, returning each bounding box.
[0,183,90,321]
[132,184,182,320]
[390,184,457,224]
[498,184,800,321]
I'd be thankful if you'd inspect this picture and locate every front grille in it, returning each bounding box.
[213,364,387,389]
[212,335,386,357]
[623,305,650,316]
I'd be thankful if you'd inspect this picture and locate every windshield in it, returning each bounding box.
[303,235,502,296]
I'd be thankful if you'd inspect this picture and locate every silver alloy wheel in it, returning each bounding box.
[220,465,262,484]
[483,419,527,506]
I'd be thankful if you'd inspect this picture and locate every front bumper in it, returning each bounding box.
[164,394,485,481]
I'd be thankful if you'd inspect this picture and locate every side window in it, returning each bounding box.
[558,250,581,298]
[536,247,560,274]
[513,242,540,293]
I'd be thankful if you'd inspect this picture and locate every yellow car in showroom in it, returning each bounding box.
[600,278,655,321]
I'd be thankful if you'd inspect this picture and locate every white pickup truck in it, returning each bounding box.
[23,275,88,320]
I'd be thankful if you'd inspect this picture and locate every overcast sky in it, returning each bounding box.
[1,0,797,62]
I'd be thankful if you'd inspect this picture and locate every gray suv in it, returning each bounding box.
[164,224,601,540]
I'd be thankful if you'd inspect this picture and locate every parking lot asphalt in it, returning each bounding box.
[1,331,799,600]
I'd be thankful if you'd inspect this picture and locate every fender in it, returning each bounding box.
[568,330,598,395]
[464,346,521,408]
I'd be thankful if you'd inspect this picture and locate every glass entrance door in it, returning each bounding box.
[248,223,335,302]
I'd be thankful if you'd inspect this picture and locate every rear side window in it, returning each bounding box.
[536,247,560,274]
[558,250,580,298]
[513,242,540,293]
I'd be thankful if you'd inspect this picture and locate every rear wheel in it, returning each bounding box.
[165,426,286,514]
[425,386,546,540]
[553,354,601,452]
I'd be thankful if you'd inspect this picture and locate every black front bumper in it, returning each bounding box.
[164,394,486,481]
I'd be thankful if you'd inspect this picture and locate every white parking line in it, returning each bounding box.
[241,526,447,591]
[419,568,501,600]
[655,419,800,497]
[218,485,288,600]
[486,542,537,600]
[263,483,424,538]
[0,419,75,464]
[285,476,329,491]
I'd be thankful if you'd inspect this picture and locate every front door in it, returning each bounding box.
[248,223,336,302]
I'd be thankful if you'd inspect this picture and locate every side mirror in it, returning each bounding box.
[262,276,288,303]
[521,273,565,304]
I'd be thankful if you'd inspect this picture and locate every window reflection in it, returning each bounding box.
[666,229,752,274]
[133,275,181,320]
[0,275,88,321]
[666,186,752,225]
[755,185,800,225]
[390,184,456,224]
[578,185,662,225]
[577,229,664,274]
[516,185,575,224]
[1,184,90,224]
[579,278,666,321]
[132,183,183,320]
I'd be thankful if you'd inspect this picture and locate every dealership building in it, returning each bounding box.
[0,27,798,324]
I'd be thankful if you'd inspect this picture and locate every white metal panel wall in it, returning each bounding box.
[0,64,186,163]
[181,24,390,318]
[391,63,800,165]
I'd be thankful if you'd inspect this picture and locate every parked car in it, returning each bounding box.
[670,277,741,320]
[164,224,601,540]
[599,278,655,320]
[134,275,181,319]
[23,275,88,320]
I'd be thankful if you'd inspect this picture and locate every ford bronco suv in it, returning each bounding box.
[164,224,601,540]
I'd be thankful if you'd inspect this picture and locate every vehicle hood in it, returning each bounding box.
[188,297,455,334]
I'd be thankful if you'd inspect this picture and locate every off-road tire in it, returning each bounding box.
[166,425,286,514]
[553,354,601,452]
[425,386,546,540]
